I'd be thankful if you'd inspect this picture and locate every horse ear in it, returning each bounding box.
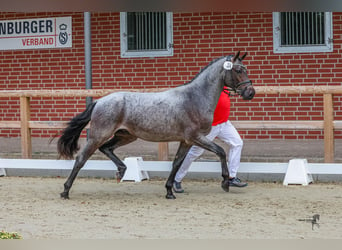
[241,52,247,61]
[232,51,240,62]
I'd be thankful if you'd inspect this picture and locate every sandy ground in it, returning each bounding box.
[1,176,342,239]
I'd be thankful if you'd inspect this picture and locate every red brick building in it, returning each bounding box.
[1,12,341,140]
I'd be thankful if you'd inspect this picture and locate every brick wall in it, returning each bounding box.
[1,12,342,140]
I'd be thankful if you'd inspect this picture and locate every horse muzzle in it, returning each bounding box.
[241,84,255,100]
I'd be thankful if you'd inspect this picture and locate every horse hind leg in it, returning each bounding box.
[99,130,137,181]
[61,138,101,199]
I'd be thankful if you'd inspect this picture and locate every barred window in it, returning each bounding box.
[273,12,333,53]
[120,12,173,58]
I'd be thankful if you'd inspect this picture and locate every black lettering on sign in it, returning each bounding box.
[46,20,53,32]
[31,21,37,33]
[0,19,55,35]
[0,23,5,35]
[7,22,13,34]
[23,21,30,34]
[14,22,21,34]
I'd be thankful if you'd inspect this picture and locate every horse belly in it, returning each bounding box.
[123,111,185,142]
[129,123,184,142]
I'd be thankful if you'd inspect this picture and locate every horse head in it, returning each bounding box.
[223,51,255,100]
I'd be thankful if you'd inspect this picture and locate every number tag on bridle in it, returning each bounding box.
[223,61,233,70]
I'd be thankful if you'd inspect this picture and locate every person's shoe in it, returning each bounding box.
[229,177,248,187]
[173,181,184,193]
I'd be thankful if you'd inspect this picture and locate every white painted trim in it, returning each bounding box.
[1,158,342,175]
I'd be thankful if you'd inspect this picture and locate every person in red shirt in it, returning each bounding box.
[173,88,247,193]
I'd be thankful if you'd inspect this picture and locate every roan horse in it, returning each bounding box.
[57,51,255,199]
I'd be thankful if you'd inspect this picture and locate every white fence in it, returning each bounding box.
[1,158,342,185]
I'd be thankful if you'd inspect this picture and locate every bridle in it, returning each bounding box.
[224,62,253,97]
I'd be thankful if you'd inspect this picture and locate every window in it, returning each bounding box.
[120,12,173,58]
[273,12,333,53]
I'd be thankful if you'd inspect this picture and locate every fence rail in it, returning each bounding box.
[0,86,341,162]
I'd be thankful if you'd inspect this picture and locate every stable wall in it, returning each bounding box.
[1,12,342,139]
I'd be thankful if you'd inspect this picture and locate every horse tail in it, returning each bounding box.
[57,102,97,159]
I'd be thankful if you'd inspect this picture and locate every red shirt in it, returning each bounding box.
[212,90,230,126]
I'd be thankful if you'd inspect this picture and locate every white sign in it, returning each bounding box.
[0,16,72,50]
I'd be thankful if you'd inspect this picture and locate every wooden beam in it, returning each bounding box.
[20,96,32,159]
[0,88,170,98]
[323,93,334,163]
[158,142,169,161]
[334,120,342,130]
[232,120,324,130]
[1,86,342,162]
[254,85,342,95]
[28,121,68,129]
[0,121,21,128]
[0,120,327,131]
[1,85,342,98]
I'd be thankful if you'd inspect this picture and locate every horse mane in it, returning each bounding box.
[182,55,234,86]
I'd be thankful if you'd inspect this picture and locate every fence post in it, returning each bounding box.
[20,96,32,158]
[158,142,169,161]
[323,93,334,163]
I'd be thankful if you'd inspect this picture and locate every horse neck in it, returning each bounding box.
[184,58,226,109]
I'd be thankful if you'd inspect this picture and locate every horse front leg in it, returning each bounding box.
[194,136,230,192]
[165,141,191,199]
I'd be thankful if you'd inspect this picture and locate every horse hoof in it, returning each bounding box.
[60,192,69,199]
[221,180,230,192]
[116,172,123,182]
[165,194,176,199]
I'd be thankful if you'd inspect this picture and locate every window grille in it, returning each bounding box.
[273,12,333,53]
[120,12,173,58]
